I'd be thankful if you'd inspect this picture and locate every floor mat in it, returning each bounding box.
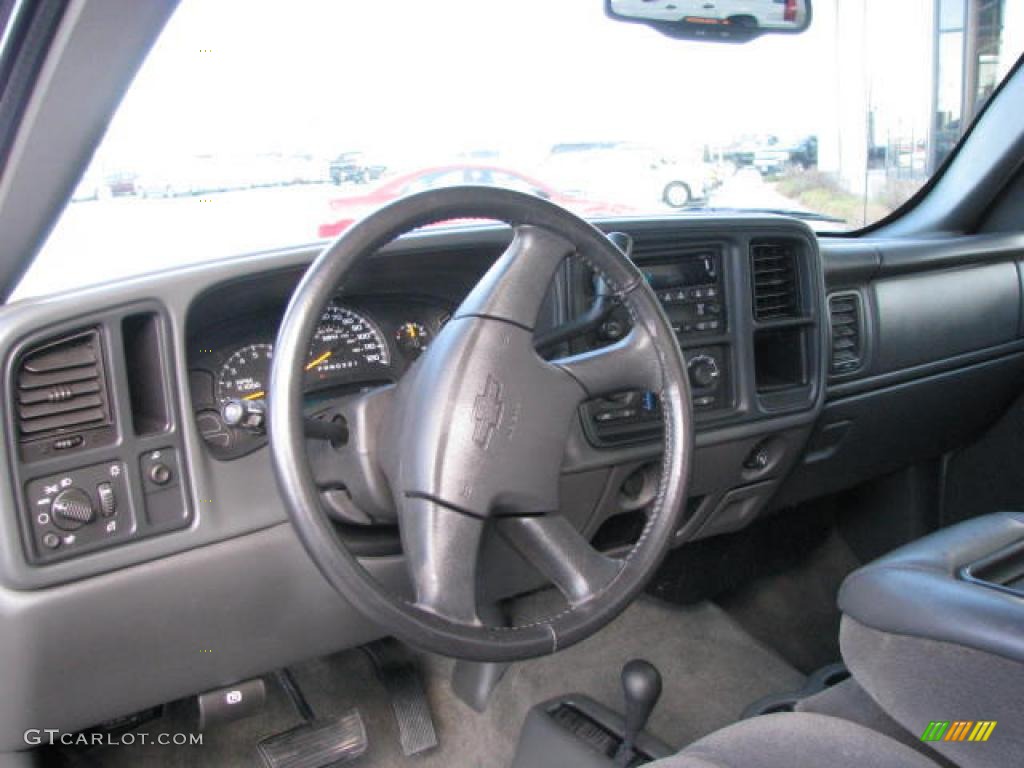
[53,597,803,768]
[717,529,862,674]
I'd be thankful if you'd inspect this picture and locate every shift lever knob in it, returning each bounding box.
[617,659,662,765]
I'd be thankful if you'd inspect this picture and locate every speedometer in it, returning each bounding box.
[305,303,390,381]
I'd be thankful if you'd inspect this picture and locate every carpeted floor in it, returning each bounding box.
[51,597,804,768]
[716,529,862,674]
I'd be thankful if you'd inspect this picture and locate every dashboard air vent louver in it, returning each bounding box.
[751,242,800,321]
[16,329,111,441]
[828,292,863,375]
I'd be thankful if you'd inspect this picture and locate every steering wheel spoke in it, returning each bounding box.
[455,224,575,329]
[399,496,485,625]
[553,325,663,399]
[498,515,623,606]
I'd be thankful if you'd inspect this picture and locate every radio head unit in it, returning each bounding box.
[642,249,724,335]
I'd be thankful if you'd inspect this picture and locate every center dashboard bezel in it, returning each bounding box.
[567,222,825,452]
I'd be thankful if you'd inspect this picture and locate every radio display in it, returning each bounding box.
[642,252,718,289]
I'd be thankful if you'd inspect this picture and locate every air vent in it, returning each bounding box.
[751,242,800,321]
[829,292,863,375]
[16,329,111,442]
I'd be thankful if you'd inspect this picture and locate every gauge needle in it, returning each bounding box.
[243,391,265,401]
[306,351,332,371]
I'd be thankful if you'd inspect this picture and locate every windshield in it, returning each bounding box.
[15,0,1024,299]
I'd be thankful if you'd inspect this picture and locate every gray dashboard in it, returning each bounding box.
[1,217,1023,748]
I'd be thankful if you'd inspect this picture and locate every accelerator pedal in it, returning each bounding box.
[258,669,368,768]
[364,638,439,756]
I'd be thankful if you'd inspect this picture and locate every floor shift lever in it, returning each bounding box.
[615,659,663,766]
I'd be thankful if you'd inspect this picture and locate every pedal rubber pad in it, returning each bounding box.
[365,639,439,756]
[258,710,367,768]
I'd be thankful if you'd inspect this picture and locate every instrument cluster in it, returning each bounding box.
[189,297,451,459]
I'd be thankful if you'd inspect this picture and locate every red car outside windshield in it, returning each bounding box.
[317,164,635,238]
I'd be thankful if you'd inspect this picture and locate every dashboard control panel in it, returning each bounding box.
[584,345,733,445]
[643,251,725,336]
[22,447,189,564]
[582,247,736,446]
[26,460,132,558]
[8,307,193,566]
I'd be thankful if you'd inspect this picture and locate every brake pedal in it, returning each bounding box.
[258,668,368,768]
[364,638,439,756]
[258,711,367,768]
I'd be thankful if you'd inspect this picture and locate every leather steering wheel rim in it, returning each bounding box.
[269,186,695,662]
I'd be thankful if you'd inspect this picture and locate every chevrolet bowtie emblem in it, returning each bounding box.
[472,374,504,449]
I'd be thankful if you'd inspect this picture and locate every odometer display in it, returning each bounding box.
[305,303,390,381]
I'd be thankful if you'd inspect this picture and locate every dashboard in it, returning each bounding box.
[4,216,1024,750]
[189,297,452,459]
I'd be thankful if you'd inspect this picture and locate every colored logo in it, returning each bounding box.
[921,721,997,743]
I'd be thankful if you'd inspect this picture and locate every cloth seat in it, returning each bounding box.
[650,712,939,767]
[836,512,1024,768]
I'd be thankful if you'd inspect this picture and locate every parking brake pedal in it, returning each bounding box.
[258,669,368,768]
[364,638,439,756]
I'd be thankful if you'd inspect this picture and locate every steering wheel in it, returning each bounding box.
[269,186,694,662]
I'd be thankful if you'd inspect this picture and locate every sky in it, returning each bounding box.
[97,0,849,168]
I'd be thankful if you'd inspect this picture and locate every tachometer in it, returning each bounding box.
[305,304,390,380]
[217,343,273,403]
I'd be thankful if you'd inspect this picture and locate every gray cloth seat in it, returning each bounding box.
[650,712,940,767]
[837,512,1024,768]
[652,513,1024,768]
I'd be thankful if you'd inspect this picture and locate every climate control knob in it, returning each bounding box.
[687,355,720,390]
[51,488,95,530]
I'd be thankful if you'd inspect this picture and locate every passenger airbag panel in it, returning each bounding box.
[874,263,1020,372]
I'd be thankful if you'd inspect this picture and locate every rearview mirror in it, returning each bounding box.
[605,0,812,43]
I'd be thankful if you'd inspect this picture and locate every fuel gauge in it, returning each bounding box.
[395,322,430,359]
